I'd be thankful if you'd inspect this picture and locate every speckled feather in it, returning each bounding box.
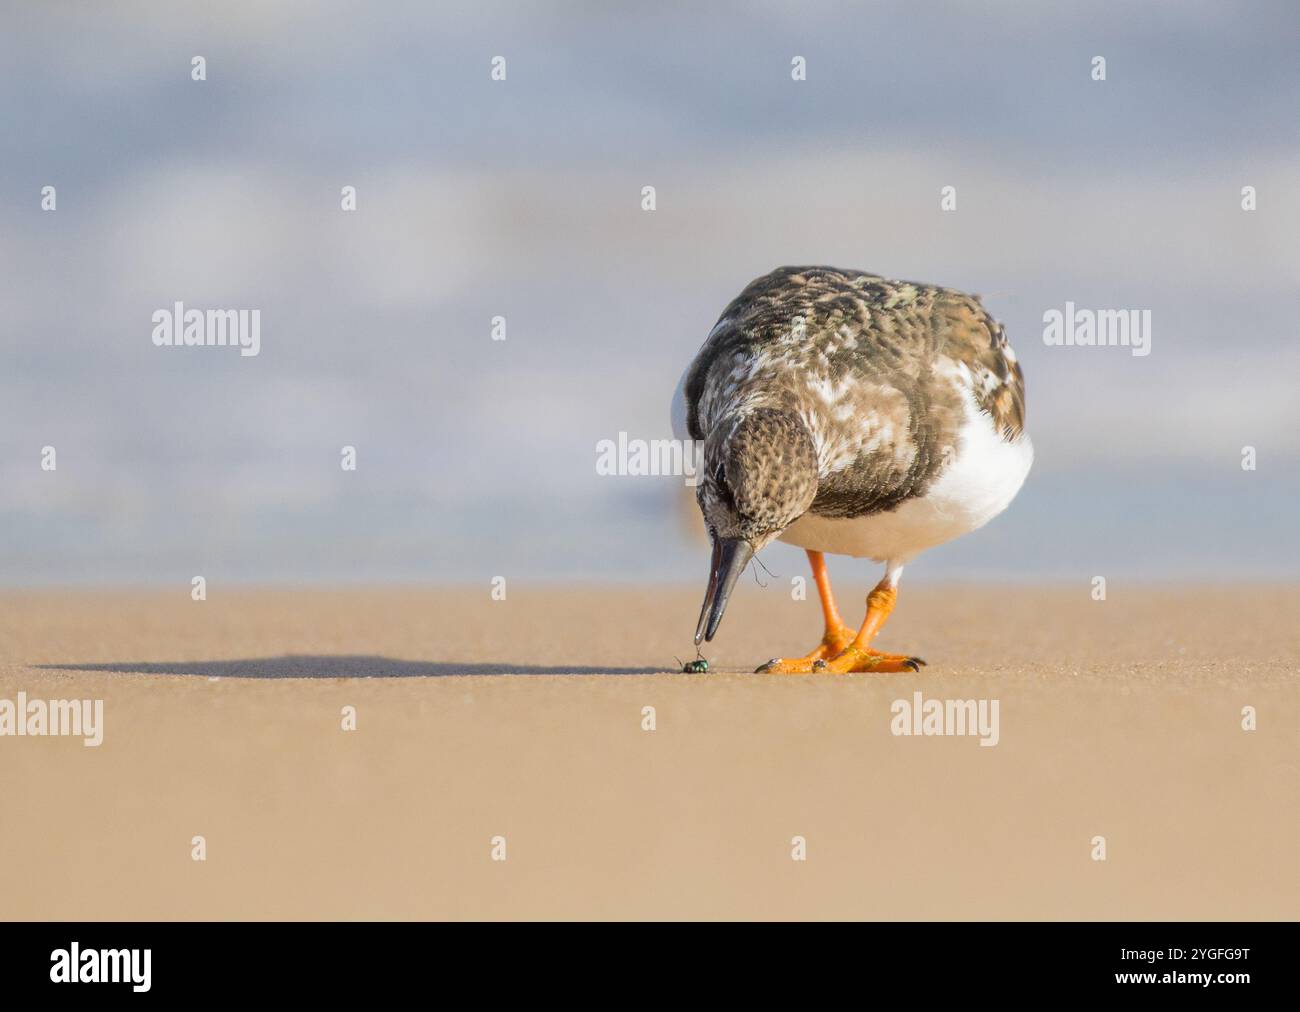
[682,266,1026,520]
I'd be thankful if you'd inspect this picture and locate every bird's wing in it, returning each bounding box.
[931,289,1026,443]
[685,266,1024,440]
[680,266,1026,516]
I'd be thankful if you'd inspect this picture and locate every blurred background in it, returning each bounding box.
[1,0,1296,586]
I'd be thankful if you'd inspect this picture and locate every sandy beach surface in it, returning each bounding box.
[2,582,1297,920]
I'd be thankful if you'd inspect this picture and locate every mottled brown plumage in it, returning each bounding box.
[682,266,1025,521]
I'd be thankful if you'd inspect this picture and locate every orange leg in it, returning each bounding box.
[757,566,925,675]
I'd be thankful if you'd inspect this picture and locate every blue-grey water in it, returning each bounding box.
[2,1,1297,585]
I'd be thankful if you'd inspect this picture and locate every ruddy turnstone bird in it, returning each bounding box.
[673,266,1032,673]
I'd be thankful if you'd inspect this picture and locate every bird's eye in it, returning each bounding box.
[712,463,736,510]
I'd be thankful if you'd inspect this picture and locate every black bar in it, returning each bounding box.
[0,922,1287,998]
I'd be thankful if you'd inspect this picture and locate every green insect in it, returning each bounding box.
[681,658,709,674]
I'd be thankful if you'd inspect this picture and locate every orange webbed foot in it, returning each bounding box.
[757,645,926,675]
[753,623,856,673]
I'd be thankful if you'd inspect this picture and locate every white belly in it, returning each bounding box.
[780,398,1033,564]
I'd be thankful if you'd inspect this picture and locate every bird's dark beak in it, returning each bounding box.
[694,536,754,645]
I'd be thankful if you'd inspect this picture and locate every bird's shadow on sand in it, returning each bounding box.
[38,655,672,679]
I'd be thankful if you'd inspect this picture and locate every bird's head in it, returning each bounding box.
[694,407,818,644]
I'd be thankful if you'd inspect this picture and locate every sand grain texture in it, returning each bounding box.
[2,584,1297,920]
